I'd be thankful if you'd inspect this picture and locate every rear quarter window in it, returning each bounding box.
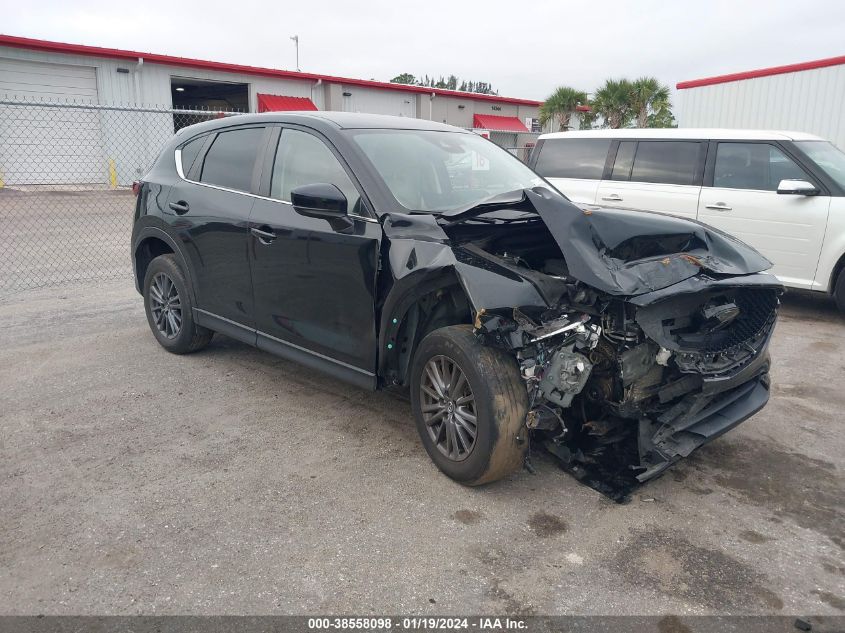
[178,135,206,176]
[534,138,611,180]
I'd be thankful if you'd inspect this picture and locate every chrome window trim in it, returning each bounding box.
[173,147,379,223]
[175,148,186,179]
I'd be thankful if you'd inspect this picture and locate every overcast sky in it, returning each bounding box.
[6,0,845,113]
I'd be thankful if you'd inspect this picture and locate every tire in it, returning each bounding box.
[143,254,213,354]
[410,325,528,485]
[835,269,845,314]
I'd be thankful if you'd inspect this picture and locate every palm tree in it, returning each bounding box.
[631,77,671,128]
[591,79,634,129]
[539,86,588,131]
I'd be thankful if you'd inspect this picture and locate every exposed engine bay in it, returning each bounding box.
[441,196,779,494]
[380,187,781,497]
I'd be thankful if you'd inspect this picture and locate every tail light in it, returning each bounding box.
[132,181,141,196]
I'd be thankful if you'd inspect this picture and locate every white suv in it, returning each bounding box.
[529,129,845,311]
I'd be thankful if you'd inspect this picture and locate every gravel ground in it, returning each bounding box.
[0,188,133,294]
[0,282,843,616]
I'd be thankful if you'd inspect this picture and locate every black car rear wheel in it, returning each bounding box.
[149,272,182,339]
[835,268,845,314]
[143,254,213,354]
[410,325,528,485]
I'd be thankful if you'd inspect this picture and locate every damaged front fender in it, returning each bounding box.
[381,212,551,312]
[377,213,553,386]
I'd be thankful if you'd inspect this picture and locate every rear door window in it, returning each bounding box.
[713,142,808,191]
[630,141,702,186]
[199,127,265,192]
[534,139,611,179]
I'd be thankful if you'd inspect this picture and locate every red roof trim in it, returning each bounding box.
[575,104,591,112]
[473,113,529,133]
[677,54,845,89]
[257,94,318,112]
[0,34,542,106]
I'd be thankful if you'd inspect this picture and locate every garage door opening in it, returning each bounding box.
[170,77,249,130]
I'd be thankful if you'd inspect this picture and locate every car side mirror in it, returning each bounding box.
[777,179,819,196]
[290,183,349,218]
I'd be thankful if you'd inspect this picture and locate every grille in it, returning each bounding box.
[682,289,779,353]
[637,287,780,356]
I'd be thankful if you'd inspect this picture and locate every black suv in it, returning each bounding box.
[132,112,781,486]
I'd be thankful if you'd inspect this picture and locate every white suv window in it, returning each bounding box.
[629,141,701,186]
[535,139,611,179]
[610,141,636,181]
[713,142,808,191]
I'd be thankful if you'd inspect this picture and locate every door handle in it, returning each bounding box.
[250,226,277,243]
[168,200,189,214]
[705,203,732,211]
[601,194,623,202]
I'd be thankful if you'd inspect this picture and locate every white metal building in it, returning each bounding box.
[677,55,845,150]
[0,35,543,185]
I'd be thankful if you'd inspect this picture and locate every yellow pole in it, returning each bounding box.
[0,171,4,189]
[108,159,117,189]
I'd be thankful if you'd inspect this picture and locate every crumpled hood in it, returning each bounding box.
[526,188,772,296]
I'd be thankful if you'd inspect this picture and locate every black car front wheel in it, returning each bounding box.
[143,254,213,354]
[410,325,528,485]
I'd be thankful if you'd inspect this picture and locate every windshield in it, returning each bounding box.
[349,129,545,213]
[795,141,845,189]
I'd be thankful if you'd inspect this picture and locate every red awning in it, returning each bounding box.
[472,114,529,133]
[257,93,318,112]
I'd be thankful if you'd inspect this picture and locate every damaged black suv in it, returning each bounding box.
[132,112,781,487]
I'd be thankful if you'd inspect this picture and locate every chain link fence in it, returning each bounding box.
[503,144,538,162]
[0,101,542,297]
[461,129,540,162]
[0,99,240,296]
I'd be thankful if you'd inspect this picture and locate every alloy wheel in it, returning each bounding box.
[420,355,478,461]
[149,272,182,339]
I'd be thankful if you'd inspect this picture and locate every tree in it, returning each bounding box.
[592,79,634,129]
[647,103,677,128]
[390,73,416,85]
[390,73,496,95]
[473,82,497,95]
[576,108,598,130]
[539,86,588,131]
[631,77,671,128]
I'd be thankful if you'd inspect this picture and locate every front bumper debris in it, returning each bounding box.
[637,369,770,481]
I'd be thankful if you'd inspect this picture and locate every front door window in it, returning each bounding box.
[270,128,361,213]
[713,143,808,191]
